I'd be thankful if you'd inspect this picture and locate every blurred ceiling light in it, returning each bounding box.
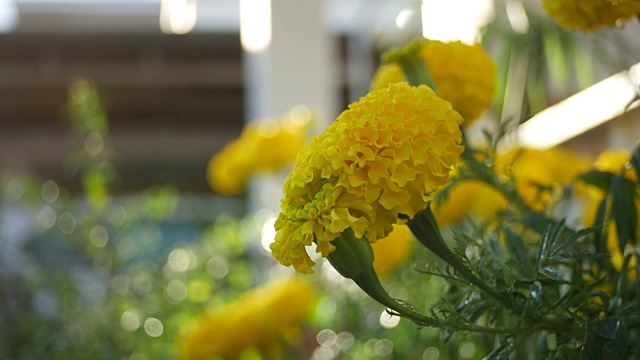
[0,0,18,33]
[160,0,197,35]
[395,8,413,30]
[505,0,529,34]
[516,62,640,149]
[421,0,494,44]
[240,0,271,53]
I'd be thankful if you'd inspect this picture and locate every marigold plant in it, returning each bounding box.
[271,82,463,274]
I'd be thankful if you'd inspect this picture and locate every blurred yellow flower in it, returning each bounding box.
[180,277,316,360]
[206,111,312,196]
[371,224,414,277]
[542,0,640,31]
[432,179,508,226]
[371,40,496,125]
[272,82,463,274]
[580,149,637,279]
[496,147,592,211]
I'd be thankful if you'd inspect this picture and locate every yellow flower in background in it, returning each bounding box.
[370,64,405,93]
[180,277,316,360]
[496,147,592,211]
[432,179,508,226]
[272,82,463,274]
[206,109,313,196]
[579,149,637,278]
[206,138,253,196]
[371,224,414,277]
[542,0,640,32]
[371,40,496,125]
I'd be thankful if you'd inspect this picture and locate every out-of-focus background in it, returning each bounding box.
[1,0,640,359]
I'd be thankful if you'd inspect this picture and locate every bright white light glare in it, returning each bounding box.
[516,62,640,149]
[261,217,277,252]
[0,0,18,33]
[240,0,272,53]
[379,311,401,329]
[395,8,413,30]
[421,0,494,44]
[160,0,197,35]
[505,0,529,34]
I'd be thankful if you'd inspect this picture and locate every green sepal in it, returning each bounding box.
[382,38,438,90]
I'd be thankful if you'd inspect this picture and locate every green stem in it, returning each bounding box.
[398,57,438,91]
[407,206,516,311]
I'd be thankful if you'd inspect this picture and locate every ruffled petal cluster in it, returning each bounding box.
[371,40,496,125]
[180,278,316,360]
[542,0,640,31]
[371,224,414,276]
[207,111,312,196]
[272,82,463,274]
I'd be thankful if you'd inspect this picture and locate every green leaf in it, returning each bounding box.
[611,174,638,250]
[578,171,614,192]
[549,253,610,260]
[631,146,640,184]
[505,226,536,279]
[538,266,563,281]
[550,227,598,257]
[611,319,629,359]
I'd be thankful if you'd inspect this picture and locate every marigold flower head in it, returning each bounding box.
[542,0,640,31]
[496,147,592,211]
[371,39,496,125]
[371,224,414,276]
[207,112,311,196]
[180,277,316,360]
[272,82,463,274]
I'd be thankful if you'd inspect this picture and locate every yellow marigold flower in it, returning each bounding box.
[207,113,310,196]
[542,0,640,32]
[371,40,496,125]
[371,224,414,276]
[432,179,508,226]
[272,82,463,274]
[369,64,405,93]
[180,277,316,360]
[496,147,592,211]
[206,138,253,196]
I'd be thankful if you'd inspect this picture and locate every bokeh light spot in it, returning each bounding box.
[316,329,337,347]
[38,206,57,229]
[144,318,163,337]
[57,212,77,234]
[90,225,109,248]
[460,342,477,359]
[261,217,277,253]
[423,347,440,360]
[168,248,191,272]
[206,256,229,279]
[41,180,60,203]
[166,279,187,302]
[290,105,312,126]
[374,339,394,356]
[84,131,104,155]
[380,311,401,329]
[120,310,142,332]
